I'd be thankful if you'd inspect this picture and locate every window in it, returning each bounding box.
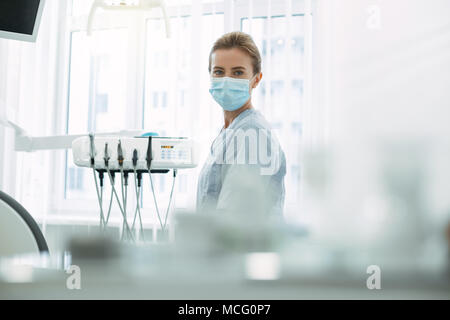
[58,0,312,225]
[242,13,306,207]
[65,28,129,202]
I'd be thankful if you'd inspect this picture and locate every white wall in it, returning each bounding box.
[330,0,450,140]
[306,0,450,255]
[311,0,450,141]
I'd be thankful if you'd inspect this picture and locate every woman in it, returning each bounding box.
[196,31,286,219]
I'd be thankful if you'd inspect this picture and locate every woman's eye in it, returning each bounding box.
[234,71,243,76]
[213,70,223,76]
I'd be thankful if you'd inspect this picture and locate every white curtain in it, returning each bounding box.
[0,0,64,226]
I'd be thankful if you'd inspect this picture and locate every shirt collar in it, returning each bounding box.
[227,108,256,130]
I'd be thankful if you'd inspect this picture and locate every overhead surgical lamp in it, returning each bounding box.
[87,0,171,37]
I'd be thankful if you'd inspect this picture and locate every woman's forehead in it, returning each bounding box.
[211,48,252,69]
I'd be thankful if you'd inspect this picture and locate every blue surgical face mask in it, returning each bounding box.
[209,76,255,111]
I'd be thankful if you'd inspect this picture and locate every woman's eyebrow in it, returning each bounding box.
[232,66,246,70]
[213,66,225,70]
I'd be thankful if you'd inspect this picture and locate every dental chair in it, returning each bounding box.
[0,190,49,257]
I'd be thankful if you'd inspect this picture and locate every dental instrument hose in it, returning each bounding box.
[104,142,134,241]
[164,169,177,230]
[146,136,165,232]
[89,133,107,230]
[132,149,144,241]
[118,140,131,241]
[145,136,177,234]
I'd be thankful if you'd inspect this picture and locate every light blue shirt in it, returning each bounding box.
[196,109,286,218]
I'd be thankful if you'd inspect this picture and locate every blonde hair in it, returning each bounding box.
[208,31,262,76]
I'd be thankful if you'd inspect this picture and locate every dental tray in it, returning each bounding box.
[72,135,198,170]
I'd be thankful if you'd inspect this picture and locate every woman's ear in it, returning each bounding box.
[252,72,263,89]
